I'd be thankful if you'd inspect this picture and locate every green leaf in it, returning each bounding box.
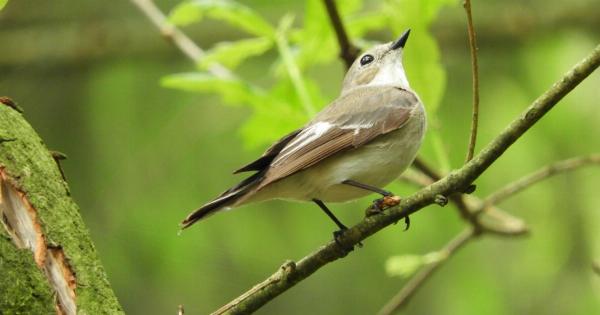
[292,0,365,70]
[346,12,389,38]
[161,72,264,106]
[385,254,425,278]
[385,252,446,278]
[198,37,273,70]
[169,0,275,37]
[274,15,317,116]
[0,0,7,11]
[240,98,306,149]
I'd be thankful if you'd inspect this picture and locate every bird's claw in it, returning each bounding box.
[403,216,410,231]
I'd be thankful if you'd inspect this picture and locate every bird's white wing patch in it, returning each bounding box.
[273,122,332,164]
[340,122,375,135]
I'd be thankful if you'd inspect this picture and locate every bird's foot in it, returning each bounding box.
[366,195,401,217]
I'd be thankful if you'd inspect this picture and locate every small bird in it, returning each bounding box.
[182,29,426,237]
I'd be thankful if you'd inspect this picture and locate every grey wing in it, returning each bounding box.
[258,86,419,188]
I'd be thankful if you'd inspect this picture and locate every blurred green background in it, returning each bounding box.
[1,0,599,314]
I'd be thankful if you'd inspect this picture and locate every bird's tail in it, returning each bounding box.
[180,171,265,229]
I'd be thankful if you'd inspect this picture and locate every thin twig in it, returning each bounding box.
[378,228,475,315]
[463,0,480,162]
[208,44,600,313]
[322,0,360,68]
[129,0,232,79]
[483,154,600,207]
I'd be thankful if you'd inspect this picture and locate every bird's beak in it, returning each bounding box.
[391,29,411,50]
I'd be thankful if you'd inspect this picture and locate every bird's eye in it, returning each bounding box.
[360,54,374,66]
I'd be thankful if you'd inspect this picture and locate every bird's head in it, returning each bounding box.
[341,29,411,94]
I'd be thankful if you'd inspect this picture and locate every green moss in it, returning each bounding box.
[0,231,55,314]
[0,106,124,314]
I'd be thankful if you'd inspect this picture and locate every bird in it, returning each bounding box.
[181,29,426,238]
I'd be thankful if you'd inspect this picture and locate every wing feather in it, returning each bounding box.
[259,86,419,187]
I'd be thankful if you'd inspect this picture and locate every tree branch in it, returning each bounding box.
[463,0,480,163]
[0,103,123,314]
[377,228,475,315]
[322,0,360,68]
[129,0,232,79]
[211,44,600,314]
[483,154,600,206]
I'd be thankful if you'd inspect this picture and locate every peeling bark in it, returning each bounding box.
[0,103,123,314]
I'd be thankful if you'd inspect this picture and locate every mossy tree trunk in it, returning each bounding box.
[0,101,123,314]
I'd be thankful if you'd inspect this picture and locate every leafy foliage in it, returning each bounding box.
[163,0,454,150]
[385,252,446,278]
[169,0,275,37]
[197,37,273,70]
[0,0,8,11]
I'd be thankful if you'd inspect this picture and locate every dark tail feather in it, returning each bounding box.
[181,171,265,229]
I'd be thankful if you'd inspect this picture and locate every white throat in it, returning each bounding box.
[368,60,410,88]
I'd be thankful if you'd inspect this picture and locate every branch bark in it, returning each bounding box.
[463,0,480,163]
[0,102,123,314]
[212,44,600,314]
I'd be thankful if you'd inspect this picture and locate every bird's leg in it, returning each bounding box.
[342,179,393,196]
[312,199,361,252]
[341,179,407,229]
[342,179,401,212]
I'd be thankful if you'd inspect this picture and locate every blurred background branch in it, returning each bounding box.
[483,154,600,207]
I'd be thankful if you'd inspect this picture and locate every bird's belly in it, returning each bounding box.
[262,109,426,203]
[312,130,421,202]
